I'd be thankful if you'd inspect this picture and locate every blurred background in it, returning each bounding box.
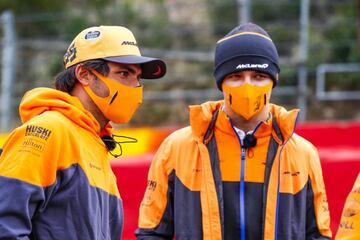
[1,0,360,239]
[0,0,360,131]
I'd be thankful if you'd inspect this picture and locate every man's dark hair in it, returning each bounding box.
[225,22,271,38]
[55,59,110,93]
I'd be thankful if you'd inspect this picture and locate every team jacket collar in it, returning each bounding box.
[19,87,112,137]
[269,104,300,144]
[189,100,223,142]
[189,100,300,143]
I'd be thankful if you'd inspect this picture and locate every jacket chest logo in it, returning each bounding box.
[282,170,300,176]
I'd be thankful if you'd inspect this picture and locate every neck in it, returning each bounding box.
[70,83,109,130]
[224,104,270,132]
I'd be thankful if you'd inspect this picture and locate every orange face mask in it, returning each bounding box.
[83,70,143,124]
[223,82,273,120]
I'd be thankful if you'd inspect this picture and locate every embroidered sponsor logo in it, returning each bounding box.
[253,95,262,111]
[352,187,360,194]
[343,199,360,217]
[147,180,157,191]
[321,194,330,213]
[121,41,137,46]
[20,138,46,157]
[25,125,52,141]
[22,138,45,152]
[142,182,156,206]
[236,63,269,70]
[85,30,101,40]
[283,171,300,176]
[63,43,77,65]
[141,193,153,207]
[89,163,102,171]
[339,221,354,230]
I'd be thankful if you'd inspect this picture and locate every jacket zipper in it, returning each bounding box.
[232,121,264,240]
[240,143,246,240]
[231,126,246,240]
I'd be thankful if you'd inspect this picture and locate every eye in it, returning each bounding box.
[254,73,268,80]
[229,73,242,80]
[117,71,129,78]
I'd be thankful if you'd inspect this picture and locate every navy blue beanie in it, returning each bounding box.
[214,32,280,90]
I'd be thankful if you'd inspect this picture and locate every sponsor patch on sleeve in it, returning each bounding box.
[19,125,52,156]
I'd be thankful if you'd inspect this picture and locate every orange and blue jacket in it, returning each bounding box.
[0,88,123,239]
[336,173,360,240]
[136,101,331,240]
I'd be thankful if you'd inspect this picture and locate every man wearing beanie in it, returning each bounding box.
[0,25,166,239]
[136,23,331,240]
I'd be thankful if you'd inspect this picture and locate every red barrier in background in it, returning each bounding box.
[112,155,153,239]
[112,122,360,239]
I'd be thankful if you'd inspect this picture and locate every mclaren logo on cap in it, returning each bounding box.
[236,63,269,70]
[122,41,137,46]
[85,31,101,40]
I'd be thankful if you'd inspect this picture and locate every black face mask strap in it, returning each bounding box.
[101,134,138,158]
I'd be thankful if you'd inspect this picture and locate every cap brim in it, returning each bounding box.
[104,56,166,79]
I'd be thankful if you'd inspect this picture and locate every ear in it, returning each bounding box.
[75,64,93,86]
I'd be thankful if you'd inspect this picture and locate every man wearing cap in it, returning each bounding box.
[0,25,166,239]
[136,23,331,239]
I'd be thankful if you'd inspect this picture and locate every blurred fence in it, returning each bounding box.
[1,0,360,132]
